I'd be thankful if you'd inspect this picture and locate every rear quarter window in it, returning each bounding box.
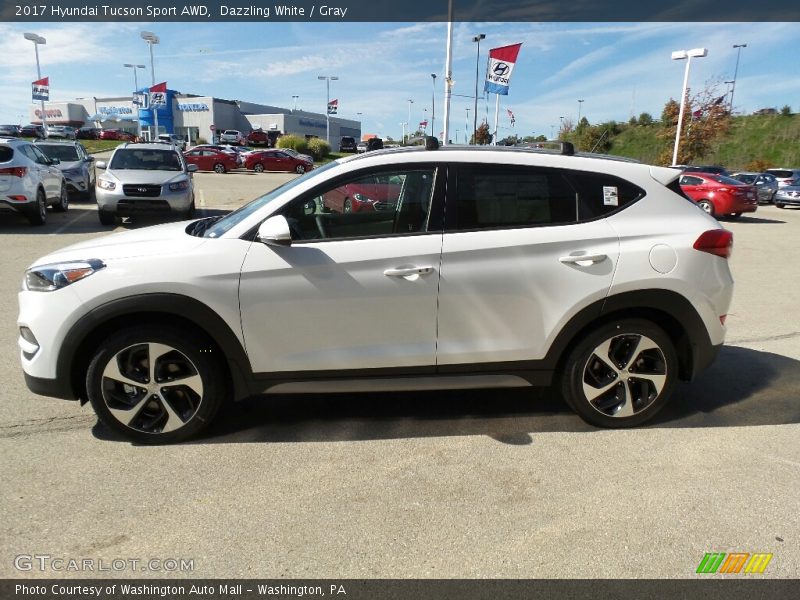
[0,146,13,162]
[566,170,645,220]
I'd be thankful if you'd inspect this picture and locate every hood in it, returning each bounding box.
[56,161,83,172]
[29,220,205,267]
[102,169,188,185]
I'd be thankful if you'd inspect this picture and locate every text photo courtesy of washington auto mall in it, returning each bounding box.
[1,0,800,599]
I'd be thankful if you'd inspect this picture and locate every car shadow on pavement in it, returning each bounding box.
[92,345,800,445]
[726,215,786,224]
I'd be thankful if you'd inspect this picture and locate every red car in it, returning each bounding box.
[184,147,239,173]
[247,129,271,146]
[98,129,135,141]
[679,172,758,218]
[322,176,402,213]
[245,150,312,174]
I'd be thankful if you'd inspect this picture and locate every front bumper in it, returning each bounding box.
[775,192,800,206]
[96,186,193,213]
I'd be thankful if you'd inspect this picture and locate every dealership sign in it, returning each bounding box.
[177,103,209,111]
[484,44,522,96]
[34,108,62,118]
[99,106,133,114]
[32,77,49,101]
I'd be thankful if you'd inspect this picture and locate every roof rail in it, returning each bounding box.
[520,140,575,155]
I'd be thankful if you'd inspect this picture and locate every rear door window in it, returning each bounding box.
[566,171,645,220]
[0,146,13,162]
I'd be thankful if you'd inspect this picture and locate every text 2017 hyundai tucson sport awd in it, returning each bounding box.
[18,142,734,443]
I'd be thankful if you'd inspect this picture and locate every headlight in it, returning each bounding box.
[97,179,116,190]
[169,180,189,191]
[25,259,106,292]
[354,193,373,203]
[63,168,82,177]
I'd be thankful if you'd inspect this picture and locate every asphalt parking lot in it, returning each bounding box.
[1,171,798,579]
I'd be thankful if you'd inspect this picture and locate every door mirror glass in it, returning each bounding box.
[257,215,292,246]
[95,161,107,169]
[187,164,199,173]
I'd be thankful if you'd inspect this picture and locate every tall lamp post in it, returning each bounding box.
[23,33,47,136]
[292,95,299,111]
[671,47,708,166]
[406,99,414,143]
[577,99,584,124]
[465,107,470,144]
[140,31,160,139]
[472,33,486,144]
[123,63,145,139]
[318,75,338,146]
[728,43,747,115]
[430,73,437,139]
[559,116,565,139]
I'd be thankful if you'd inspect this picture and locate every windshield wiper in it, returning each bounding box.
[187,215,222,237]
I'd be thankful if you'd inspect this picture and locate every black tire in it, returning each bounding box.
[560,319,678,428]
[26,189,47,226]
[181,199,196,220]
[343,198,353,213]
[697,200,714,216]
[213,162,226,174]
[775,203,785,209]
[295,164,306,174]
[86,326,227,444]
[53,183,69,212]
[98,210,116,225]
[727,212,742,219]
[253,163,264,173]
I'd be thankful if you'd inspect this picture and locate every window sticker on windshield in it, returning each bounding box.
[603,186,619,206]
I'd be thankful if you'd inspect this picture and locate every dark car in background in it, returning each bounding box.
[34,140,96,199]
[682,165,730,177]
[0,125,21,137]
[730,172,778,204]
[679,172,758,218]
[19,124,44,138]
[366,138,384,152]
[339,136,357,152]
[77,127,101,140]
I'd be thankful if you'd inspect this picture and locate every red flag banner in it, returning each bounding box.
[327,99,338,115]
[32,77,49,101]
[485,43,523,96]
[507,108,515,126]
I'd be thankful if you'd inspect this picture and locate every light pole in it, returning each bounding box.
[292,95,299,111]
[406,99,414,143]
[318,75,338,146]
[430,73,437,139]
[465,107,470,144]
[472,33,485,144]
[140,31,160,139]
[400,122,406,145]
[559,116,564,139]
[577,99,584,124]
[123,63,145,139]
[671,47,708,166]
[23,33,47,136]
[728,43,747,115]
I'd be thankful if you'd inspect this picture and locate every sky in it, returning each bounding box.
[1,20,798,142]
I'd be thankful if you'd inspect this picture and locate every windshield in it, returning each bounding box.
[714,175,748,186]
[202,160,340,238]
[37,145,80,162]
[110,149,183,171]
[734,174,755,183]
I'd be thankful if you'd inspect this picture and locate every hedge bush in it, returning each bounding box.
[276,135,308,154]
[306,137,331,160]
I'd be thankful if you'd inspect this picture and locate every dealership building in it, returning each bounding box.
[29,89,361,145]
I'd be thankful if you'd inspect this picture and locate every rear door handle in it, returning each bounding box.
[559,253,608,266]
[384,266,434,278]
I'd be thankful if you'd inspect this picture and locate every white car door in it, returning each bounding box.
[27,145,61,199]
[436,164,637,367]
[239,166,443,375]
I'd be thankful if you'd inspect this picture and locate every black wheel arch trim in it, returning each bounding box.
[56,293,253,403]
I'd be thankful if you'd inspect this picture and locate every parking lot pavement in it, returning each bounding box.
[1,197,798,578]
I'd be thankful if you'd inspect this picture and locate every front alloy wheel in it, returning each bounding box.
[561,319,677,428]
[53,183,69,212]
[87,327,226,443]
[213,162,226,173]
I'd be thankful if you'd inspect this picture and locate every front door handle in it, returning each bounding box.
[559,253,608,266]
[384,266,434,279]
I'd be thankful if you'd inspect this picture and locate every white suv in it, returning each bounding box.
[18,142,734,443]
[1,137,68,225]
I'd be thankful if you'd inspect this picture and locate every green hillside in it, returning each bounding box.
[607,114,800,170]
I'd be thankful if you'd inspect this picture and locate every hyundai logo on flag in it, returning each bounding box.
[493,62,510,76]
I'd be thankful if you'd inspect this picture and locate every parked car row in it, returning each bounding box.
[678,164,800,210]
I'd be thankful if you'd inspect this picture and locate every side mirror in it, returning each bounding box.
[49,157,60,165]
[95,161,107,169]
[187,164,199,173]
[86,156,95,162]
[257,215,292,246]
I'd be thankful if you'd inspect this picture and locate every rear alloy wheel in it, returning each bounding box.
[253,163,265,173]
[561,319,677,428]
[213,162,226,174]
[295,164,306,174]
[86,326,226,444]
[53,183,69,212]
[27,189,47,225]
[697,200,714,216]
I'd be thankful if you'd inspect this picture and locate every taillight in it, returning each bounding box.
[0,166,27,177]
[785,179,796,186]
[694,229,733,259]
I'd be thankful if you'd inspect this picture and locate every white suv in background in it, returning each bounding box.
[219,130,245,145]
[0,137,68,225]
[18,141,734,443]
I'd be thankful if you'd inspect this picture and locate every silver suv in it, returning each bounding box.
[95,143,198,225]
[0,137,67,225]
[765,168,800,189]
[219,130,245,145]
[34,140,96,200]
